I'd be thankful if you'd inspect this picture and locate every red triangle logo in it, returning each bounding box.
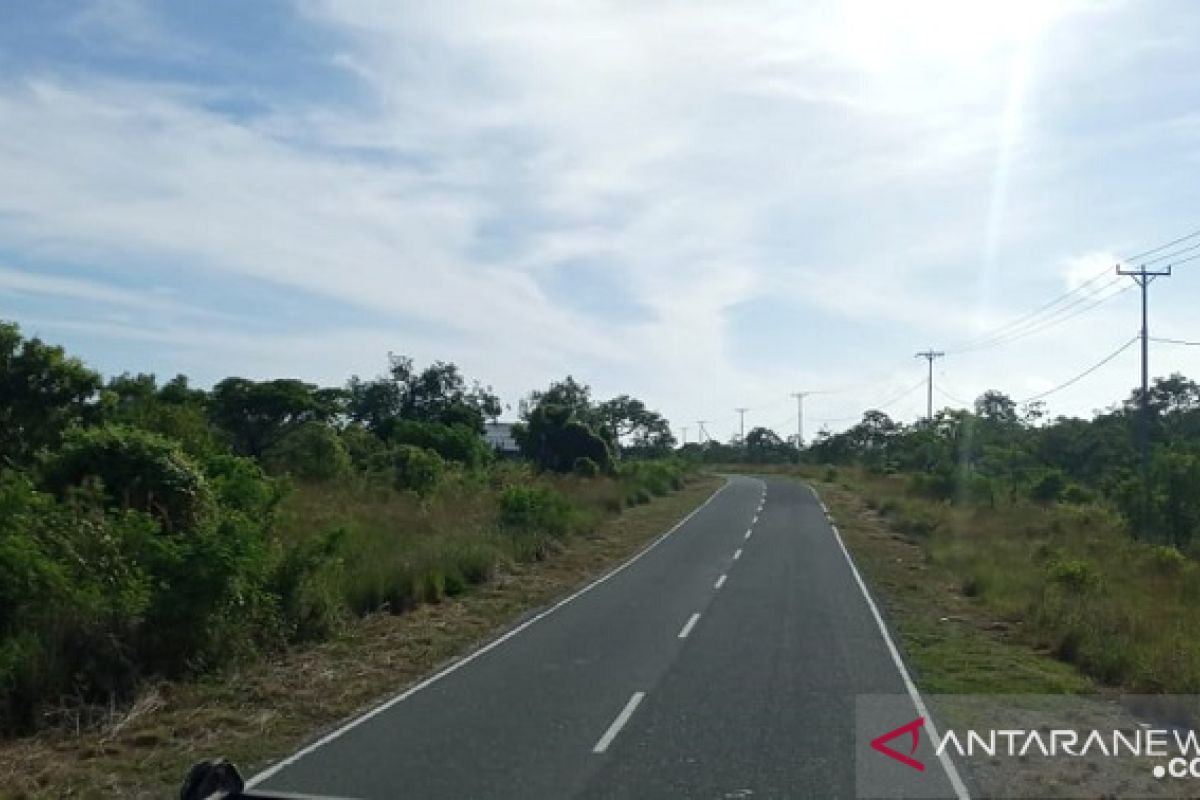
[870,717,926,772]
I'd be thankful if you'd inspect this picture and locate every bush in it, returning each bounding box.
[39,424,213,534]
[1046,558,1100,593]
[1029,469,1068,504]
[387,421,493,471]
[205,454,281,517]
[375,445,445,496]
[499,485,575,538]
[264,422,352,481]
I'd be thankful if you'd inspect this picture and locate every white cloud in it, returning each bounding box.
[1,0,1196,439]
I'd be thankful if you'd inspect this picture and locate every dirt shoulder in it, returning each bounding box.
[0,476,723,800]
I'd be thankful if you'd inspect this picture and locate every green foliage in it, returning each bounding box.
[40,425,214,534]
[514,404,612,473]
[388,420,493,471]
[264,421,352,481]
[378,444,446,496]
[0,322,102,467]
[209,377,341,457]
[499,485,575,538]
[346,356,500,435]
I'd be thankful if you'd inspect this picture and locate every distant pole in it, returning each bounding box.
[695,420,709,444]
[790,392,810,449]
[914,350,946,421]
[734,408,749,444]
[680,426,689,446]
[1117,262,1172,539]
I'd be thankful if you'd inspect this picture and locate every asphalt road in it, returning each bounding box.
[250,476,967,799]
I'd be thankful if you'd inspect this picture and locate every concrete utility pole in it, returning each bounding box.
[790,392,810,449]
[914,350,945,421]
[734,408,749,444]
[1117,262,1172,538]
[695,420,709,444]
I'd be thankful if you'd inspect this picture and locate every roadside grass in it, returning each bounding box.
[784,464,1200,695]
[0,475,720,799]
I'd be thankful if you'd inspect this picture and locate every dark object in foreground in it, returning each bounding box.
[181,760,352,800]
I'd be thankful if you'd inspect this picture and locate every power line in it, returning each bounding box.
[812,375,928,424]
[1152,336,1200,347]
[950,277,1127,354]
[934,384,973,406]
[1019,335,1139,404]
[1139,239,1200,267]
[950,268,1113,352]
[1123,226,1200,263]
[945,225,1200,355]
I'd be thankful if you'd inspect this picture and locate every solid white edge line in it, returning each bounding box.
[592,691,646,754]
[714,574,727,590]
[811,484,971,800]
[677,612,701,639]
[733,548,743,560]
[246,478,733,788]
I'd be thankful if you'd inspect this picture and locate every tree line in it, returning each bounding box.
[0,320,682,734]
[804,379,1200,547]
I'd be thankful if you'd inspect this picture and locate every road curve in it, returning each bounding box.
[250,476,965,799]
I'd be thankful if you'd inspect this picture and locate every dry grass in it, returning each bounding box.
[0,476,720,800]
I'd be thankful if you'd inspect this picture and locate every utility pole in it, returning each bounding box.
[790,392,810,449]
[914,350,945,421]
[680,426,688,446]
[734,408,749,444]
[695,420,709,444]
[1117,262,1172,539]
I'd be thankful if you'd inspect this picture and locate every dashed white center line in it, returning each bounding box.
[733,548,743,560]
[678,612,701,639]
[752,514,759,524]
[714,574,727,590]
[744,529,752,540]
[592,691,646,753]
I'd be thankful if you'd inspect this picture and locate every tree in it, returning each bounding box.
[346,357,500,435]
[595,394,675,454]
[209,378,334,457]
[0,321,102,467]
[512,403,612,473]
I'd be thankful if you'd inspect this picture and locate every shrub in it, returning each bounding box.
[39,424,213,534]
[205,454,281,518]
[499,485,574,537]
[1029,469,1068,504]
[1046,558,1100,593]
[377,445,445,496]
[387,421,493,471]
[264,422,352,481]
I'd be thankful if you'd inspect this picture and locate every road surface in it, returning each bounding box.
[250,475,966,799]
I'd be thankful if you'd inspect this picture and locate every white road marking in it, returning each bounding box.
[247,480,733,787]
[593,692,646,754]
[733,548,743,560]
[744,529,752,540]
[752,514,758,524]
[678,612,701,639]
[812,484,971,800]
[714,574,727,590]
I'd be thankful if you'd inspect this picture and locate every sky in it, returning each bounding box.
[2,0,1200,443]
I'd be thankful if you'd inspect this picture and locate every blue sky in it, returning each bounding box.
[2,0,1200,442]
